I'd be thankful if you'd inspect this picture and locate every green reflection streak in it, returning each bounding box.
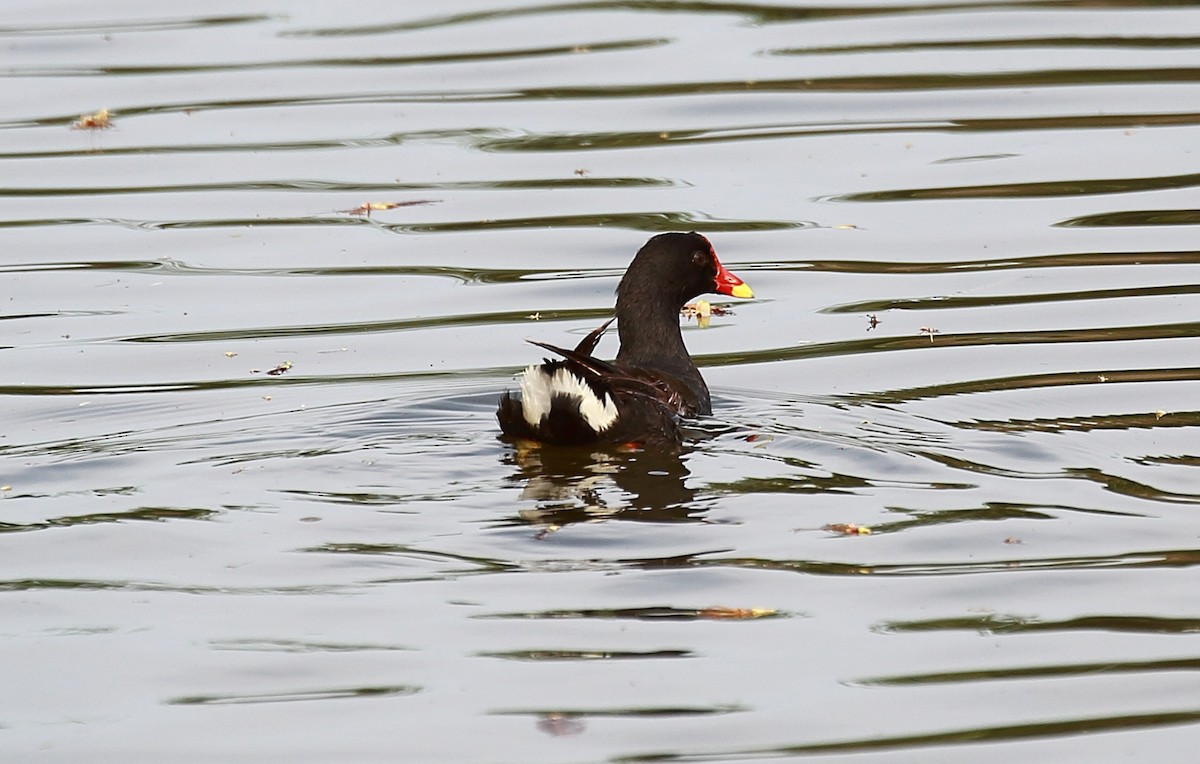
[0,259,579,285]
[826,283,1200,313]
[776,34,1200,55]
[615,708,1200,760]
[492,703,743,718]
[478,648,694,661]
[119,306,612,343]
[0,369,494,397]
[0,506,215,534]
[859,656,1200,687]
[956,410,1200,436]
[664,547,1200,578]
[0,212,803,234]
[836,172,1200,202]
[1058,209,1200,227]
[0,578,352,594]
[702,321,1200,368]
[8,38,668,76]
[779,249,1200,274]
[0,176,675,196]
[884,613,1200,634]
[477,605,787,621]
[169,685,420,705]
[843,366,1200,406]
[210,638,412,653]
[6,114,1200,157]
[0,14,268,38]
[285,0,1200,37]
[914,451,1200,504]
[478,116,1200,151]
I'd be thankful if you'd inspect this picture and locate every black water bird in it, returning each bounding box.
[497,232,753,448]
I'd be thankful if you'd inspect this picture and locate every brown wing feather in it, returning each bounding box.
[573,318,613,355]
[525,337,689,416]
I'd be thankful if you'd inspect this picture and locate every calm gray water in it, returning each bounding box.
[3,2,1199,761]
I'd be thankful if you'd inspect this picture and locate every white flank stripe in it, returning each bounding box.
[518,365,551,428]
[518,365,619,432]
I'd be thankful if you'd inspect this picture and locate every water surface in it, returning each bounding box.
[3,1,1199,761]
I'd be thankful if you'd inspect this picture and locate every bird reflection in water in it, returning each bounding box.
[500,440,701,536]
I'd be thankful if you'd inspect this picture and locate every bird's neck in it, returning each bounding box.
[614,294,692,368]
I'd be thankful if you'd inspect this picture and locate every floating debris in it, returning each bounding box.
[341,200,440,217]
[683,299,712,319]
[71,108,112,130]
[265,361,293,376]
[919,326,940,343]
[681,300,733,328]
[537,713,585,736]
[697,607,779,620]
[867,313,880,331]
[823,523,872,536]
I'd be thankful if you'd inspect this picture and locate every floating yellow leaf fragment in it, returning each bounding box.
[341,199,439,217]
[224,351,237,358]
[72,108,112,130]
[699,607,778,620]
[1155,410,1166,419]
[833,224,859,230]
[823,523,872,536]
[526,312,541,320]
[1,485,10,492]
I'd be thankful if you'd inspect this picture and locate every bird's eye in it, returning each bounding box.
[691,250,708,266]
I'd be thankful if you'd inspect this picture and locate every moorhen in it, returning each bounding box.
[497,232,753,448]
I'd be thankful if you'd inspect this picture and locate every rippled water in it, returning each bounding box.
[4,1,1199,761]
